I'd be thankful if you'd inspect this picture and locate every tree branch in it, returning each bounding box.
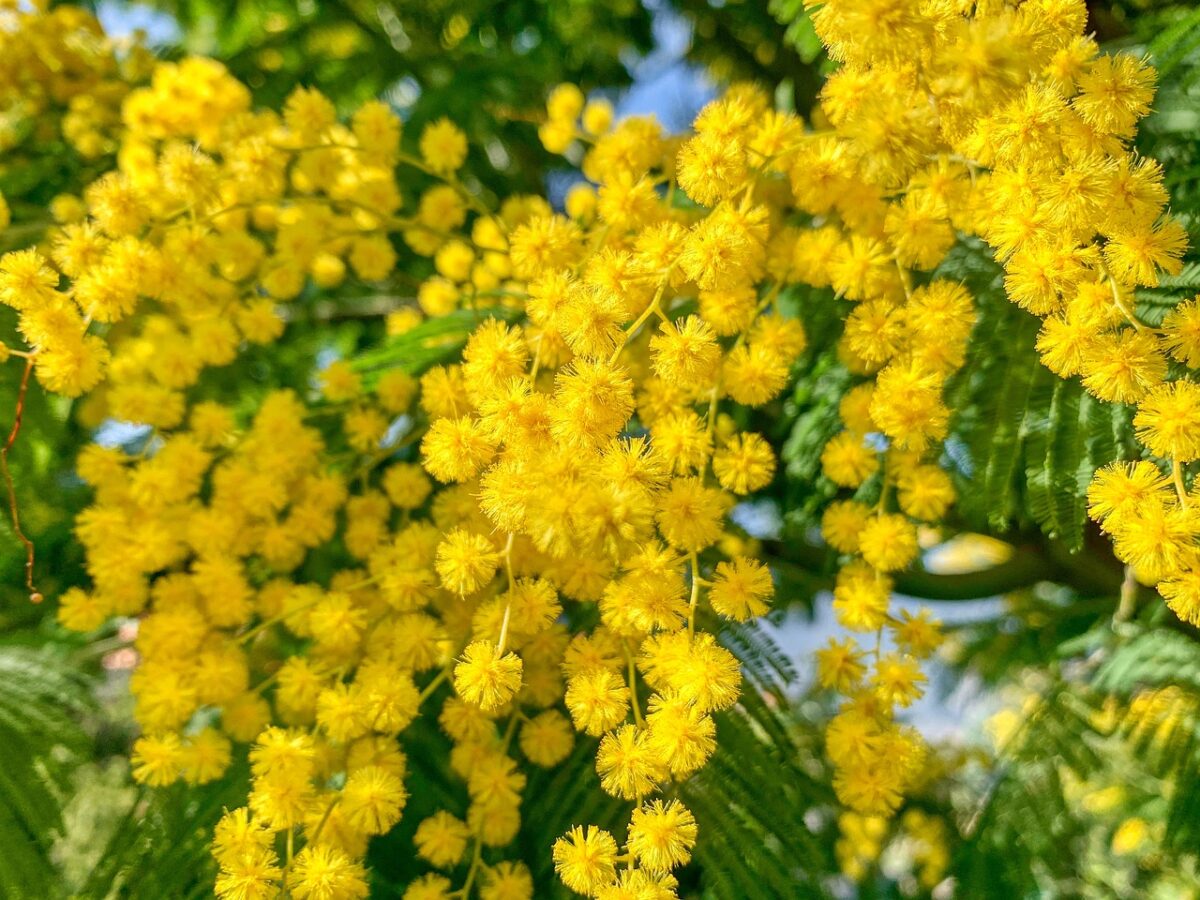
[764,533,1124,603]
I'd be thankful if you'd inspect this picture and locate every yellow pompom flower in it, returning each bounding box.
[341,765,407,835]
[215,845,282,900]
[1158,570,1200,627]
[832,565,890,632]
[676,132,746,207]
[708,557,773,621]
[1087,461,1171,530]
[858,514,919,573]
[480,861,533,900]
[419,118,468,175]
[1080,329,1167,404]
[821,431,879,488]
[649,315,721,387]
[655,477,728,552]
[644,692,716,778]
[421,417,497,483]
[435,529,500,595]
[873,654,927,708]
[552,825,618,895]
[131,733,183,786]
[628,799,698,873]
[565,668,629,736]
[893,609,943,658]
[56,587,110,632]
[713,432,776,494]
[454,640,523,712]
[723,343,790,406]
[596,725,663,800]
[582,99,614,136]
[319,360,361,402]
[414,811,470,868]
[181,728,233,785]
[897,465,956,521]
[383,463,433,509]
[1134,381,1200,462]
[816,637,866,692]
[287,845,369,900]
[1161,298,1200,367]
[283,86,336,140]
[518,710,575,767]
[821,500,872,554]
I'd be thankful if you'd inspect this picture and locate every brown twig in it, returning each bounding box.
[0,356,39,602]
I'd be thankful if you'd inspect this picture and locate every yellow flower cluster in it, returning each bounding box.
[807,1,1200,633]
[1,8,798,897]
[835,809,948,888]
[2,0,1197,894]
[790,0,1191,824]
[0,2,151,159]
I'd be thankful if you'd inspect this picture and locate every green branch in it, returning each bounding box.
[764,534,1124,603]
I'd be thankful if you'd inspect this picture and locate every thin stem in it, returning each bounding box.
[501,709,521,753]
[308,795,340,848]
[1174,460,1189,509]
[239,594,325,644]
[457,837,484,898]
[250,667,283,695]
[625,644,644,728]
[1101,263,1146,332]
[609,275,670,365]
[0,355,38,601]
[687,552,702,638]
[496,534,516,655]
[284,826,295,881]
[1115,565,1139,624]
[495,602,513,658]
[418,667,451,704]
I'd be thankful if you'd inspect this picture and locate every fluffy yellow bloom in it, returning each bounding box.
[288,845,369,900]
[628,799,698,873]
[873,653,927,708]
[858,514,919,573]
[1161,298,1200,367]
[518,710,575,767]
[644,692,716,779]
[552,825,618,895]
[655,478,729,552]
[403,873,453,900]
[816,638,866,693]
[1134,381,1200,462]
[833,564,890,632]
[131,733,183,787]
[1158,570,1200,627]
[566,669,629,736]
[708,556,773,621]
[435,529,500,595]
[897,465,955,521]
[1087,461,1172,530]
[454,641,523,712]
[821,431,879,488]
[420,118,468,174]
[596,725,663,800]
[712,433,776,494]
[1080,330,1167,404]
[414,811,470,868]
[341,765,407,835]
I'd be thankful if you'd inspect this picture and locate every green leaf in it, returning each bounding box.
[350,307,521,385]
[0,645,93,898]
[945,247,1131,549]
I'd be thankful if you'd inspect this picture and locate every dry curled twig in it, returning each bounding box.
[0,355,39,603]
